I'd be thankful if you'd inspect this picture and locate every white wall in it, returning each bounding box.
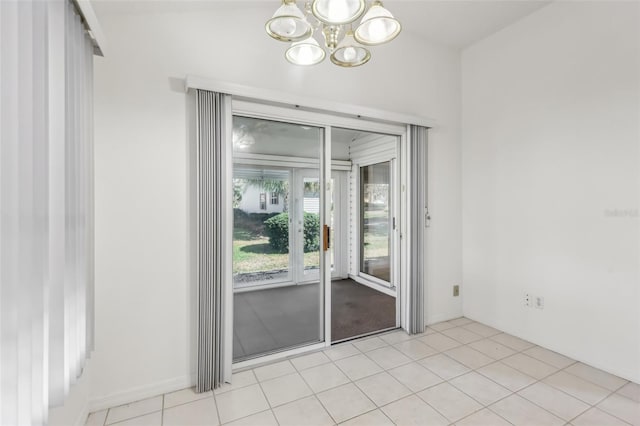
[237,186,284,214]
[91,2,462,406]
[462,2,640,382]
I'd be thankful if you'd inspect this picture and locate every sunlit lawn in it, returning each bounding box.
[233,229,320,274]
[363,234,389,259]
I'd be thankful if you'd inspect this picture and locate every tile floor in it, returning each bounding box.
[86,317,640,426]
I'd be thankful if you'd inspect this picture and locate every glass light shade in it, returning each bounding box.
[266,1,313,42]
[312,0,365,25]
[354,1,401,45]
[330,31,370,67]
[286,37,326,65]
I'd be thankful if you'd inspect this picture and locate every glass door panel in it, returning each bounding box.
[232,168,291,289]
[232,116,325,362]
[360,161,391,283]
[297,172,321,282]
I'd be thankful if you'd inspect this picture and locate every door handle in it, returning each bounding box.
[323,225,331,251]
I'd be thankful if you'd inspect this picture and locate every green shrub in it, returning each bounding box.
[264,213,289,253]
[263,212,321,253]
[303,212,320,252]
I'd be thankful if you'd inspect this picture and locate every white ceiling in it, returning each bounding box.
[91,0,551,49]
[389,0,550,48]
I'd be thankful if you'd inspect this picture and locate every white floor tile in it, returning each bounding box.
[597,393,640,426]
[86,410,107,426]
[222,410,278,426]
[449,318,475,326]
[441,327,484,344]
[335,353,383,381]
[272,395,334,426]
[215,370,258,395]
[260,372,313,407]
[462,323,502,338]
[564,362,628,391]
[109,412,161,426]
[543,371,611,405]
[316,383,376,423]
[572,407,631,426]
[300,361,350,393]
[419,353,471,380]
[366,346,412,370]
[477,361,537,392]
[165,387,213,408]
[324,343,360,361]
[352,336,387,353]
[418,382,482,422]
[449,371,512,406]
[428,322,457,332]
[523,346,576,369]
[215,384,269,424]
[379,330,413,345]
[502,353,559,380]
[105,396,163,425]
[490,333,535,351]
[392,339,438,360]
[455,408,512,426]
[95,318,639,426]
[618,382,640,403]
[162,397,219,426]
[418,333,462,351]
[518,381,590,421]
[339,409,393,426]
[381,394,449,426]
[355,372,411,406]
[291,351,331,371]
[253,360,296,382]
[468,339,516,360]
[445,345,494,370]
[489,394,565,426]
[388,362,443,392]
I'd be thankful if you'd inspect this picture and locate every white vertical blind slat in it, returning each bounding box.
[0,0,96,424]
[1,2,21,424]
[48,0,68,407]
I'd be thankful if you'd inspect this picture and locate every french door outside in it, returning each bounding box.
[360,160,395,288]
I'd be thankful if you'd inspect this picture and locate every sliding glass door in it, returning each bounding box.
[231,116,326,361]
[360,161,393,284]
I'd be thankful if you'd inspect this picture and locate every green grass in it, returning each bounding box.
[363,234,389,259]
[233,230,320,274]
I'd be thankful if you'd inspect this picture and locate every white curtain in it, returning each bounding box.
[195,90,232,392]
[408,125,428,334]
[0,1,95,425]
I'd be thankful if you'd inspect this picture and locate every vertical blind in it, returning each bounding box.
[0,1,96,424]
[195,90,232,392]
[408,125,428,334]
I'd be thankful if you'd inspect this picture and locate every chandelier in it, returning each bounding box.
[265,0,401,67]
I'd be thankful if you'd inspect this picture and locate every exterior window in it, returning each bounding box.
[271,192,279,205]
[259,193,267,210]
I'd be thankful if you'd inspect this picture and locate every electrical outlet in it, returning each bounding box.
[535,296,544,309]
[453,285,460,297]
[524,293,531,307]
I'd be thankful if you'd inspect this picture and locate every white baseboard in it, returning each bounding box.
[73,403,89,426]
[89,374,195,412]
